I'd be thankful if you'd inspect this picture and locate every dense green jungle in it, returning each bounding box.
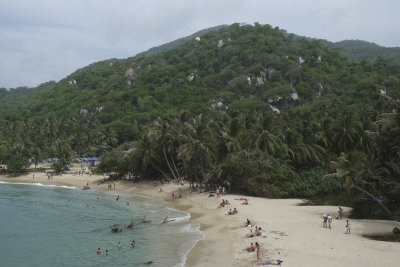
[1,23,399,220]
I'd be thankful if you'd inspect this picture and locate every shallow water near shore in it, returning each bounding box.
[0,182,202,267]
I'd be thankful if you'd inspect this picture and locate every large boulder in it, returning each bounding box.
[393,227,400,234]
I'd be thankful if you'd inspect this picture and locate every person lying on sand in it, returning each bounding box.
[246,242,255,252]
[225,200,230,205]
[227,208,233,215]
[247,229,255,238]
[257,260,283,265]
[241,199,248,205]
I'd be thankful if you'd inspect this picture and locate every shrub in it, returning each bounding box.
[7,156,29,173]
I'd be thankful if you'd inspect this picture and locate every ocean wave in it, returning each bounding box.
[179,223,200,233]
[176,224,204,267]
[0,181,77,189]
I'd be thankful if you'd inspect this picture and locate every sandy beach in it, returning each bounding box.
[1,171,400,267]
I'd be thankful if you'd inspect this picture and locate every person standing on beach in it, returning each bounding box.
[339,207,343,219]
[327,214,332,229]
[346,220,351,234]
[255,242,261,261]
[323,214,328,228]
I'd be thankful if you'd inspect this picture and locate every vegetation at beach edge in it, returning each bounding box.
[0,23,399,219]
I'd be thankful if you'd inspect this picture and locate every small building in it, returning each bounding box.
[88,157,100,167]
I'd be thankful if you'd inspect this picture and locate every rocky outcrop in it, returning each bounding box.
[125,68,136,85]
[187,71,199,82]
[247,77,251,85]
[217,40,224,48]
[68,79,77,85]
[290,93,299,101]
[125,68,134,77]
[393,227,400,234]
[210,99,227,111]
[80,109,89,116]
[269,104,280,114]
[195,36,201,42]
[299,57,305,64]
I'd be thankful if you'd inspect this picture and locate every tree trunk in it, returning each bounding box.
[194,173,201,189]
[352,185,392,216]
[155,167,169,180]
[170,155,181,178]
[163,146,177,179]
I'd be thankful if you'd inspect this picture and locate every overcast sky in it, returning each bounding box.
[1,0,399,88]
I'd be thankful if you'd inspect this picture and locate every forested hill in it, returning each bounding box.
[137,25,226,57]
[1,23,400,217]
[323,39,400,64]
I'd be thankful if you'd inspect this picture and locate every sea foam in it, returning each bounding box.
[0,181,77,189]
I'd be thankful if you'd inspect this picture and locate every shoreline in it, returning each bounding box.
[1,172,400,266]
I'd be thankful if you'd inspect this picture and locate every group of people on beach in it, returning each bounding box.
[107,182,115,190]
[215,185,226,197]
[219,199,230,208]
[96,240,136,256]
[227,208,238,215]
[322,207,351,234]
[243,218,281,265]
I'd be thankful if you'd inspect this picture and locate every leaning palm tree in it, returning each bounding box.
[178,135,215,184]
[322,152,391,215]
[148,117,180,179]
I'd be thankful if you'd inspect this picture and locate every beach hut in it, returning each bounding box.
[88,157,100,167]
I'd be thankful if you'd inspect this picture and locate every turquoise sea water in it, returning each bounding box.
[0,181,201,267]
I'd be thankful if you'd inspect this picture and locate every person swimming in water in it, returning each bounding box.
[105,250,109,256]
[116,196,120,202]
[131,240,135,248]
[96,248,101,255]
[117,242,122,249]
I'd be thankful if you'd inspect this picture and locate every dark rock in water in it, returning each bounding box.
[393,227,400,234]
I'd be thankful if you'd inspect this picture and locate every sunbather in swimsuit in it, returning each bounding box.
[257,259,283,265]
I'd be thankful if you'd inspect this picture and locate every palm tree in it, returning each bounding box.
[129,133,160,177]
[322,152,391,215]
[148,117,180,179]
[332,114,362,153]
[178,135,214,184]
